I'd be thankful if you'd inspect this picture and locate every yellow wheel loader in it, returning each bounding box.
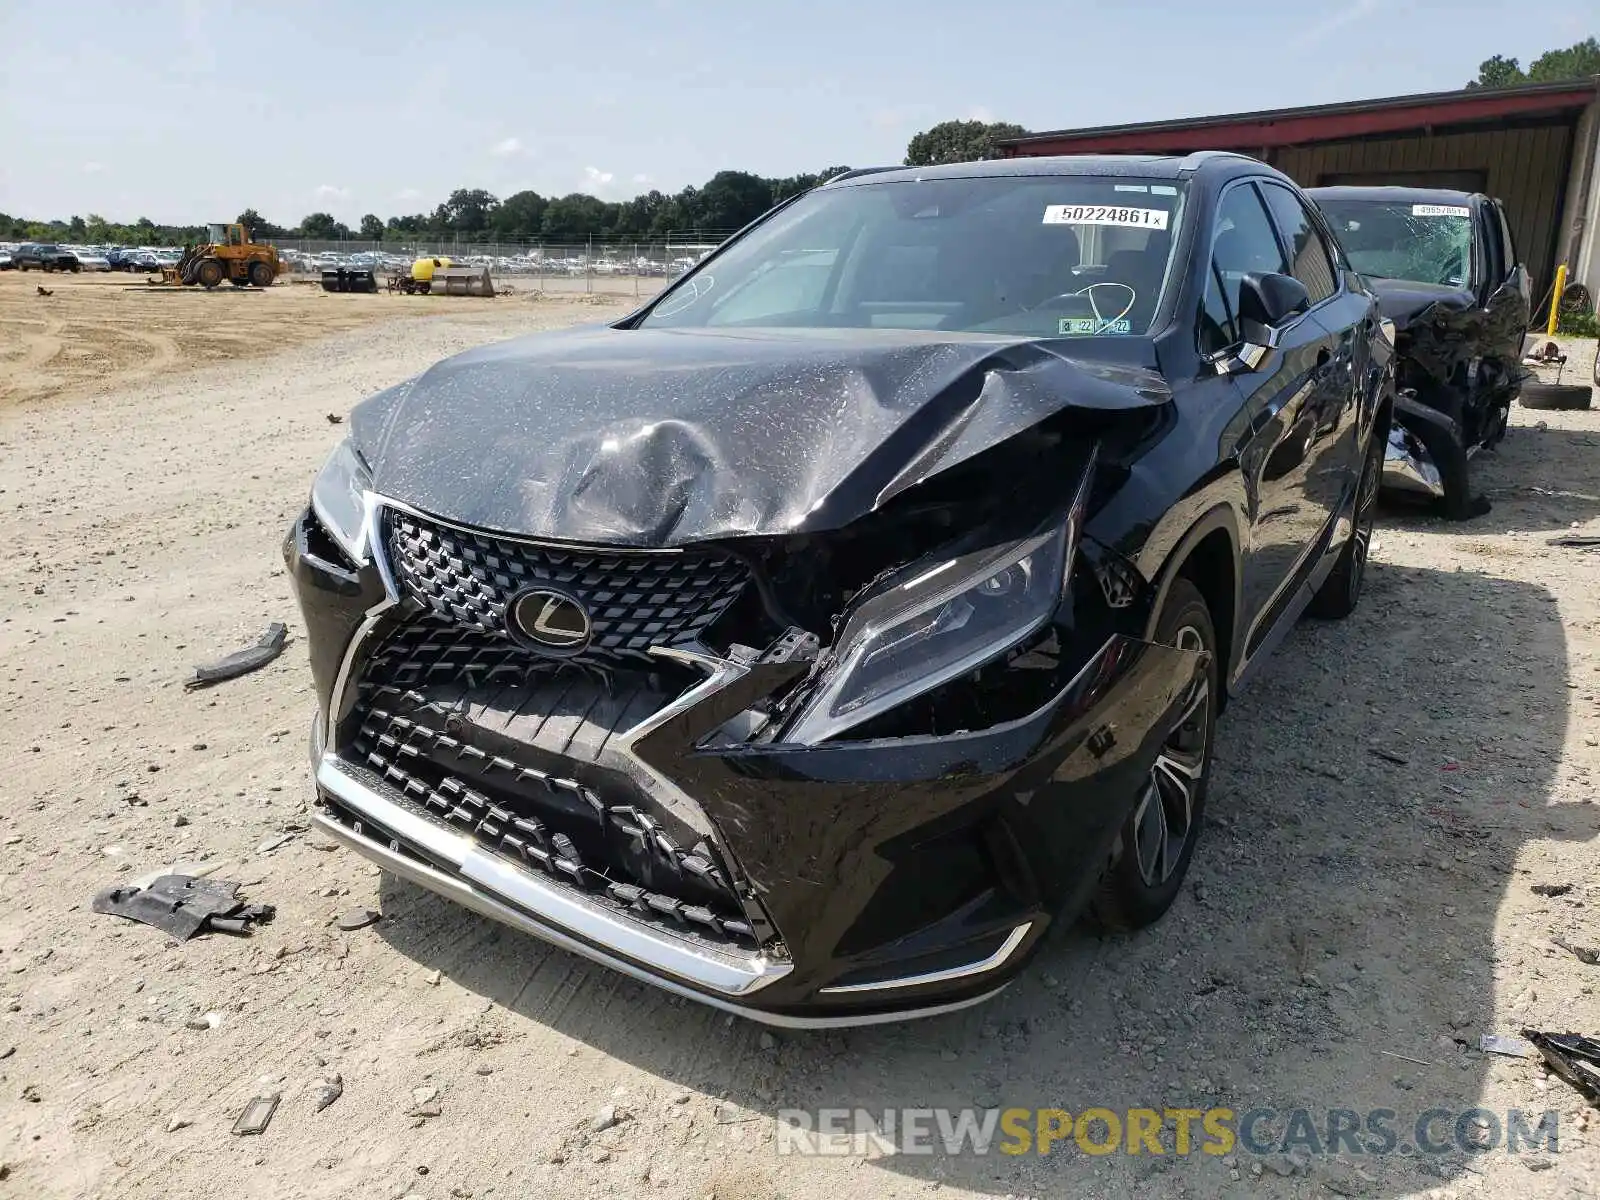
[161,224,283,288]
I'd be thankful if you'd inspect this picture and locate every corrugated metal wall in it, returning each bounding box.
[1272,123,1573,293]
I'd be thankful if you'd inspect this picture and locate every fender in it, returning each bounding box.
[1140,502,1245,692]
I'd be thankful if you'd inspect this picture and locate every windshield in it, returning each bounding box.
[1316,199,1473,288]
[640,175,1187,337]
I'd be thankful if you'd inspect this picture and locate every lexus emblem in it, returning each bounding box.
[508,588,592,655]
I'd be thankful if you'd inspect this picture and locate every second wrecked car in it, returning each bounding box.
[1310,185,1530,517]
[289,153,1392,1024]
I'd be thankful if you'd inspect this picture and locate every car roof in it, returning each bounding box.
[823,151,1269,187]
[1307,185,1480,206]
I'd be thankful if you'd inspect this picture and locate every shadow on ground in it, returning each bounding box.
[374,548,1595,1197]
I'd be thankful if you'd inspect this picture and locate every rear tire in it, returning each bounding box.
[248,260,273,288]
[1308,431,1381,619]
[1089,577,1217,932]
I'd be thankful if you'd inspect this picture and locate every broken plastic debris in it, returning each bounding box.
[1479,1033,1534,1058]
[185,622,288,690]
[92,874,275,941]
[232,1094,280,1136]
[1523,1030,1600,1106]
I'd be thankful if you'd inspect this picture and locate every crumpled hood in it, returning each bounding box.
[1366,277,1474,331]
[350,325,1168,547]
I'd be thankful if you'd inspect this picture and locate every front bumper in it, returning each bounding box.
[288,505,1203,1024]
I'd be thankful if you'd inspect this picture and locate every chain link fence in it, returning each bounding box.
[268,238,727,297]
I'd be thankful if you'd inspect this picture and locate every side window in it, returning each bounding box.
[1198,259,1235,356]
[1204,184,1290,351]
[1259,183,1338,305]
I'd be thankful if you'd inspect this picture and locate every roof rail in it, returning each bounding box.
[821,166,904,184]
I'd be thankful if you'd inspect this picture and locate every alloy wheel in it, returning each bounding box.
[1131,624,1210,887]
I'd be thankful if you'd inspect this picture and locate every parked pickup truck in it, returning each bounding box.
[1309,186,1529,518]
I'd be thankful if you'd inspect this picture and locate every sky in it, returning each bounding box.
[0,0,1593,227]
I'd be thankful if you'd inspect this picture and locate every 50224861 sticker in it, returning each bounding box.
[1412,204,1470,218]
[1043,205,1170,230]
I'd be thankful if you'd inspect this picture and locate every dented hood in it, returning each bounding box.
[350,325,1168,546]
[1366,278,1474,331]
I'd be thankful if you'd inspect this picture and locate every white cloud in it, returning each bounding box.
[584,166,615,187]
[1287,0,1381,50]
[967,105,996,124]
[82,161,106,174]
[314,184,351,202]
[394,187,422,202]
[632,173,652,185]
[490,136,524,157]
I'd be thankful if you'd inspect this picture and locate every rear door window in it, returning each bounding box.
[1258,183,1338,305]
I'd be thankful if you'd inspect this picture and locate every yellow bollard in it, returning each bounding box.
[1546,263,1567,336]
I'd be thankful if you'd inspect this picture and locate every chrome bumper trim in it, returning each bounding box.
[1382,424,1444,499]
[817,922,1034,995]
[316,754,788,998]
[311,788,1009,1028]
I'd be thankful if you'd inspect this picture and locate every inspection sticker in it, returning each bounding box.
[1059,317,1133,335]
[1412,204,1470,218]
[1043,204,1169,229]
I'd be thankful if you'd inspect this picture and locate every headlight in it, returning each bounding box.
[782,454,1096,745]
[311,439,373,563]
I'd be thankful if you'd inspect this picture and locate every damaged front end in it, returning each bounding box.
[1378,282,1530,514]
[288,401,1205,1026]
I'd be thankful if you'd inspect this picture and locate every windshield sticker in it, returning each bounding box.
[1059,317,1132,336]
[1043,204,1169,230]
[1412,204,1470,218]
[1113,184,1150,192]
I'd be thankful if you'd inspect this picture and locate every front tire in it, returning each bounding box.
[1089,577,1218,931]
[196,259,224,289]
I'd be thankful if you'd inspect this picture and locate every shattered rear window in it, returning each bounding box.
[640,175,1188,338]
[1316,199,1473,289]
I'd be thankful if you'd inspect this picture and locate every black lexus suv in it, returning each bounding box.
[288,153,1392,1026]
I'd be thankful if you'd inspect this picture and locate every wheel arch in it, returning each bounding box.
[1143,505,1242,708]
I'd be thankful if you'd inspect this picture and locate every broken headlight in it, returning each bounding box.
[783,457,1095,744]
[310,439,372,564]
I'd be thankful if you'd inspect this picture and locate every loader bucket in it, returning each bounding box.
[320,268,378,294]
[430,265,495,297]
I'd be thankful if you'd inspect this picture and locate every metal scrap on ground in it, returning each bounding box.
[185,622,288,689]
[91,874,275,940]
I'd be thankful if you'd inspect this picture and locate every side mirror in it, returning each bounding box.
[1215,272,1310,375]
[1238,271,1310,329]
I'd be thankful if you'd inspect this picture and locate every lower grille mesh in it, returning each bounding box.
[342,615,759,950]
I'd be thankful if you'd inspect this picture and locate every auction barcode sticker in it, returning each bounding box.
[1043,204,1169,230]
[1412,204,1470,218]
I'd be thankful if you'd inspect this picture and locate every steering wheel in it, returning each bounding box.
[1026,281,1137,332]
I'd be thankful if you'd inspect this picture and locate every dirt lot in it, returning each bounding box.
[1,294,1598,1200]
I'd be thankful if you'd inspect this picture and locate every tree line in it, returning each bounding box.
[7,39,1593,248]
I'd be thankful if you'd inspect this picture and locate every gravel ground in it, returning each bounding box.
[1,312,1597,1200]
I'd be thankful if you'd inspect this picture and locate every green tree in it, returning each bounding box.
[492,190,548,238]
[67,215,87,239]
[1467,53,1526,88]
[1468,38,1599,87]
[904,120,1027,166]
[694,171,776,231]
[85,213,111,243]
[358,213,384,240]
[299,212,340,239]
[1527,36,1600,81]
[541,193,610,241]
[442,188,499,233]
[237,209,287,239]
